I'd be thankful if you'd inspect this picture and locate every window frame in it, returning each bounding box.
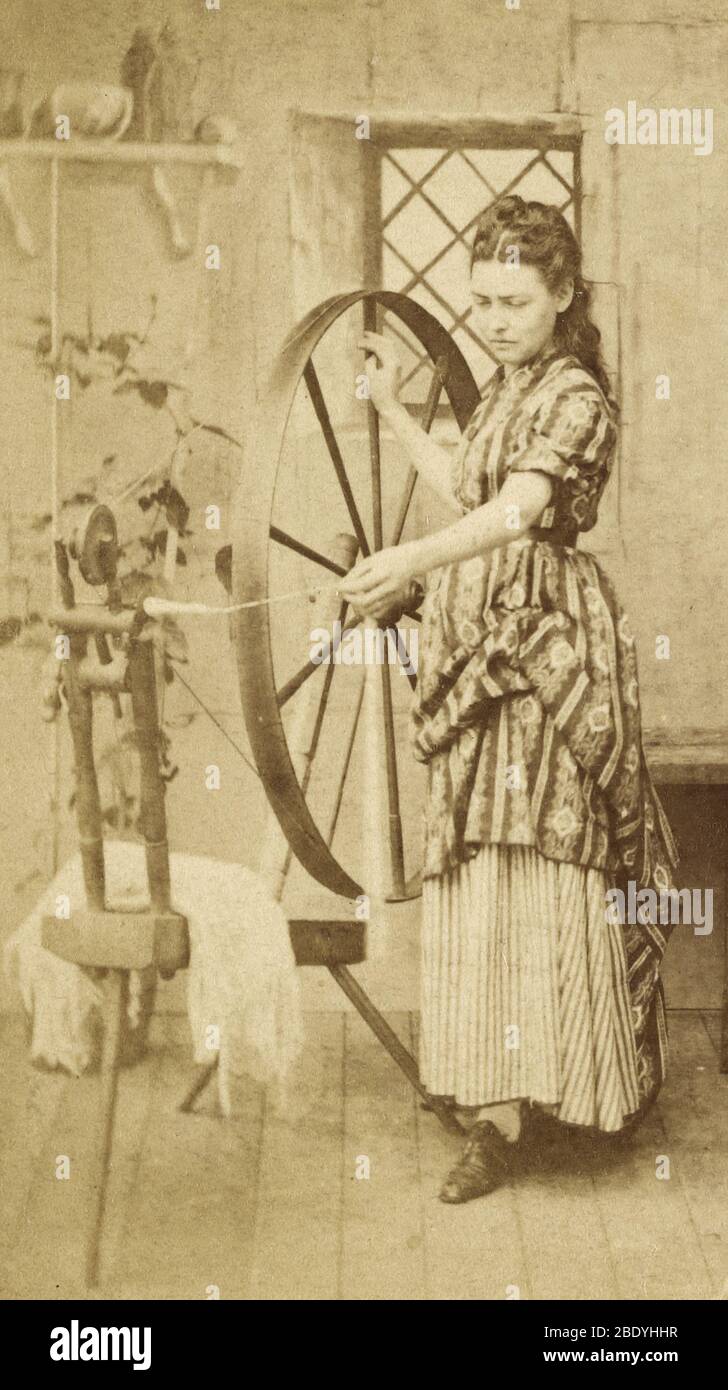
[361,115,583,401]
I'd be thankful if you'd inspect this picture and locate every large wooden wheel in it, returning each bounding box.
[232,291,479,902]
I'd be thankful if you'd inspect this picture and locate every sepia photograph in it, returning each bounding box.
[0,0,726,1337]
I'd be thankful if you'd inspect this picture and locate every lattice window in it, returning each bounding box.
[371,136,579,404]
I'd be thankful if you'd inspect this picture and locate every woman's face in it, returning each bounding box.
[470,258,573,370]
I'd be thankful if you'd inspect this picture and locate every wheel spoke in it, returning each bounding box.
[390,625,417,692]
[270,524,347,576]
[325,672,366,848]
[379,660,406,899]
[279,629,341,884]
[389,470,418,553]
[388,354,448,547]
[303,361,371,557]
[363,297,383,551]
[277,604,359,708]
[299,648,337,790]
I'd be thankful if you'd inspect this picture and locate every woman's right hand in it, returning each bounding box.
[358,330,402,416]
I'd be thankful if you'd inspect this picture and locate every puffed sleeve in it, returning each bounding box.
[507,380,617,532]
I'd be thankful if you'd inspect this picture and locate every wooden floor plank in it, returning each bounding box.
[658,1013,728,1149]
[651,1014,728,1297]
[340,1010,425,1301]
[246,1012,344,1301]
[0,1019,67,1208]
[0,1016,70,1297]
[98,1018,167,1285]
[586,1084,714,1298]
[408,1016,532,1301]
[7,1055,106,1298]
[112,1017,266,1299]
[3,1004,727,1301]
[512,1113,621,1301]
[700,1010,724,1059]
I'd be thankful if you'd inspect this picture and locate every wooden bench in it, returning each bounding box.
[644,729,728,1071]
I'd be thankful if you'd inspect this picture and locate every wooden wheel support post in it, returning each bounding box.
[42,507,189,1287]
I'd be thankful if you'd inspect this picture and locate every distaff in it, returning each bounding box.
[340,330,554,616]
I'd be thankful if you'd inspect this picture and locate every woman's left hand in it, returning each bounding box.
[339,545,418,621]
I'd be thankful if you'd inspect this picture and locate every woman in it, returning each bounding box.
[341,195,679,1204]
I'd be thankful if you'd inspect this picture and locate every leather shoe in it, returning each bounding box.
[438,1119,516,1204]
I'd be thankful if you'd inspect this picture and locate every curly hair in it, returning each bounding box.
[470,195,618,417]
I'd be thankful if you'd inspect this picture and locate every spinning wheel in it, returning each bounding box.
[39,293,480,1290]
[232,291,480,904]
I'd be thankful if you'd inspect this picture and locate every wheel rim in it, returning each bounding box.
[232,290,480,902]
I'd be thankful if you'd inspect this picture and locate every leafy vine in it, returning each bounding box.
[8,296,239,849]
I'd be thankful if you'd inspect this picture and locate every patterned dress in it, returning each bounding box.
[411,338,679,1131]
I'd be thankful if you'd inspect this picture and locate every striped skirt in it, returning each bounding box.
[420,843,641,1132]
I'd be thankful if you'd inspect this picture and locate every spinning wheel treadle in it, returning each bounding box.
[232,290,480,904]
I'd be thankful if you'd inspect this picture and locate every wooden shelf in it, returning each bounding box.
[0,139,243,169]
[644,729,728,784]
[0,138,242,258]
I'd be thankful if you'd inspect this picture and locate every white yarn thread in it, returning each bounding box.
[143,581,338,619]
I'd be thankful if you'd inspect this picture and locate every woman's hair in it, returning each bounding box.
[471,194,618,416]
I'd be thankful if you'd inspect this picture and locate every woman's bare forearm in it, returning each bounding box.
[380,400,460,509]
[338,472,554,615]
[402,472,554,576]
